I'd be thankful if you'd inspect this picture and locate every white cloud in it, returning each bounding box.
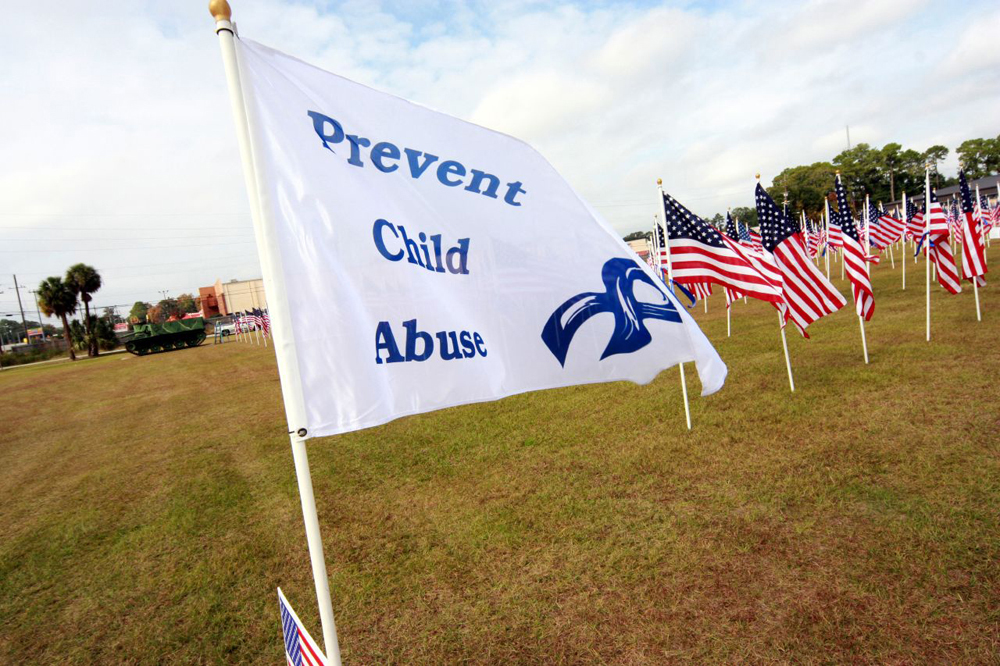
[0,0,997,321]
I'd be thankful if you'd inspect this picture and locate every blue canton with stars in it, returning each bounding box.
[754,183,798,252]
[663,193,726,247]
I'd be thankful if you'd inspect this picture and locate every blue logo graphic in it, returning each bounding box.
[541,258,682,366]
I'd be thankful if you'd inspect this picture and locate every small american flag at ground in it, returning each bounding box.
[279,588,328,666]
[756,183,845,336]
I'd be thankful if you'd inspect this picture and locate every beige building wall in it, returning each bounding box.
[215,278,267,314]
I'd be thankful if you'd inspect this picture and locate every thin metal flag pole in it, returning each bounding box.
[824,198,831,280]
[657,179,692,430]
[779,310,794,392]
[901,192,907,289]
[970,173,982,322]
[925,167,931,342]
[880,201,895,269]
[976,182,986,252]
[859,193,870,364]
[210,2,342,663]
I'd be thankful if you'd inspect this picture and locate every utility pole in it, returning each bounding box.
[28,289,45,339]
[12,275,30,344]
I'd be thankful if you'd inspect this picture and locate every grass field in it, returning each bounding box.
[2,248,999,664]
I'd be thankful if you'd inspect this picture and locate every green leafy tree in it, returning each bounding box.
[730,206,757,229]
[157,299,184,321]
[129,301,149,324]
[175,293,199,314]
[623,230,651,242]
[94,315,119,351]
[956,136,1000,179]
[36,276,78,361]
[146,304,165,324]
[770,162,837,217]
[65,263,102,357]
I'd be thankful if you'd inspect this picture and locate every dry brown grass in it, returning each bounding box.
[2,248,999,664]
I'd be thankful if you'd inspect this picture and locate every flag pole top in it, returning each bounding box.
[656,178,662,185]
[209,0,232,21]
[755,173,760,181]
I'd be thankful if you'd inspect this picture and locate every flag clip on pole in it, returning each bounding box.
[210,2,342,664]
[657,179,692,431]
[779,310,794,392]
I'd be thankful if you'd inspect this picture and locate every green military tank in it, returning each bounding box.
[123,318,207,356]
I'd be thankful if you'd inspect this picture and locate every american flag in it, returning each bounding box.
[279,589,327,666]
[747,226,764,253]
[835,176,875,321]
[977,195,994,235]
[756,183,845,336]
[655,221,669,267]
[660,192,784,308]
[923,187,962,295]
[262,308,271,333]
[905,199,924,240]
[722,212,745,306]
[806,218,821,258]
[689,282,714,301]
[827,206,844,249]
[947,198,961,244]
[958,170,987,286]
[870,204,906,249]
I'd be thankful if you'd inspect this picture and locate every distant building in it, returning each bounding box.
[883,174,998,209]
[198,278,267,318]
[627,237,652,262]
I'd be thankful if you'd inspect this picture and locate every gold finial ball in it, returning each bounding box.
[656,178,662,185]
[835,169,840,175]
[209,0,232,21]
[755,173,760,180]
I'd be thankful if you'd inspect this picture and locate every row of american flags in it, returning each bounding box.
[233,307,271,334]
[651,169,993,341]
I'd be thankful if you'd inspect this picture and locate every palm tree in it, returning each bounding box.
[36,277,78,362]
[65,263,102,357]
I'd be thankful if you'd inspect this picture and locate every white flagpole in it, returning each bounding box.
[824,198,831,280]
[726,303,731,337]
[657,179,692,430]
[210,2,342,663]
[779,310,794,392]
[925,167,931,342]
[966,172,982,322]
[976,182,987,251]
[881,202,895,268]
[901,192,907,289]
[864,194,871,257]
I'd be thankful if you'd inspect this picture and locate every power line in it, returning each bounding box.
[0,241,257,252]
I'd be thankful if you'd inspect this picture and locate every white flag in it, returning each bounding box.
[235,39,726,437]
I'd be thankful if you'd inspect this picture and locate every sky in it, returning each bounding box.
[1,0,998,323]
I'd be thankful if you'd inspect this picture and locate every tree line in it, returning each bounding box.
[623,134,1000,238]
[129,293,200,325]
